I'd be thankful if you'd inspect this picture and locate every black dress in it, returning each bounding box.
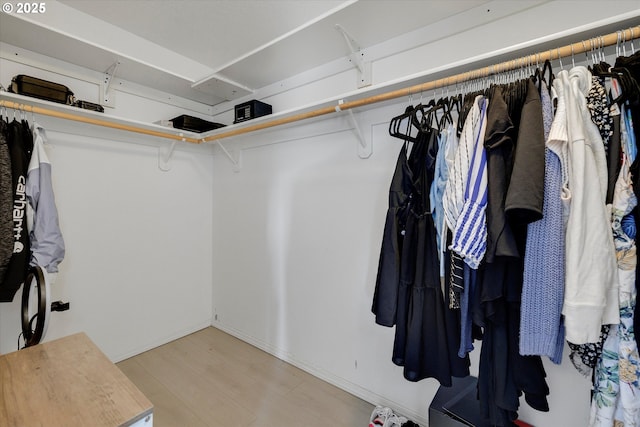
[372,142,412,327]
[392,127,470,386]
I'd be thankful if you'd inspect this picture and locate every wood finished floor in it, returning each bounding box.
[117,327,374,427]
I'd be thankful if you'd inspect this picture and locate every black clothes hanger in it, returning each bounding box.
[533,59,554,94]
[500,79,528,129]
[532,67,542,87]
[437,96,457,130]
[389,105,422,143]
[543,59,554,88]
[450,93,462,117]
[420,97,449,132]
[440,93,462,134]
[592,61,612,76]
[436,96,453,131]
[412,99,436,132]
[607,67,640,107]
[457,91,479,136]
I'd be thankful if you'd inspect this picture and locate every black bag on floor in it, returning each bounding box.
[9,75,74,105]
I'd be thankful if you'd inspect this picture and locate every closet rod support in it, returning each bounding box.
[347,109,371,159]
[216,139,242,172]
[158,138,179,171]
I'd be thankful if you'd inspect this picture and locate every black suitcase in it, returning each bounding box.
[9,75,74,105]
[73,100,104,113]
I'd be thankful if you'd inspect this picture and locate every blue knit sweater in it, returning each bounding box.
[520,84,565,364]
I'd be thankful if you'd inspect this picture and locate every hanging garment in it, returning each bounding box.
[372,142,412,327]
[430,130,447,274]
[567,74,622,374]
[450,96,489,269]
[372,56,635,426]
[392,126,470,385]
[444,93,484,305]
[591,51,640,427]
[617,51,640,361]
[476,257,551,426]
[458,262,477,358]
[607,105,623,205]
[610,72,639,183]
[587,76,614,159]
[392,127,434,366]
[0,120,14,285]
[21,119,33,160]
[520,80,566,364]
[505,78,546,224]
[614,51,640,154]
[562,66,619,345]
[590,150,640,427]
[26,124,65,274]
[483,87,519,263]
[476,82,549,426]
[439,124,462,309]
[430,123,458,278]
[443,96,482,233]
[0,119,31,302]
[459,86,516,363]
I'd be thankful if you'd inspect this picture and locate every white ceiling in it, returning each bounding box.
[0,0,495,105]
[58,0,349,73]
[56,0,488,78]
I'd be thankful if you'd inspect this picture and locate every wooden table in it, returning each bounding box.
[0,332,153,427]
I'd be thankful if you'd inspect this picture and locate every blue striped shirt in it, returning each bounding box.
[451,96,489,269]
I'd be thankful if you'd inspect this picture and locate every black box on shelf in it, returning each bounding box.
[73,100,104,113]
[171,115,225,133]
[234,99,272,124]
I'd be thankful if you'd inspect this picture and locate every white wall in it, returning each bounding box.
[209,3,640,426]
[0,58,215,361]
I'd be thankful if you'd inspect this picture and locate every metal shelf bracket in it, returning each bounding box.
[101,60,121,107]
[335,24,371,88]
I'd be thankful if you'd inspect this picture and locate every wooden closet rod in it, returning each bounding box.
[0,98,202,144]
[201,24,640,144]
